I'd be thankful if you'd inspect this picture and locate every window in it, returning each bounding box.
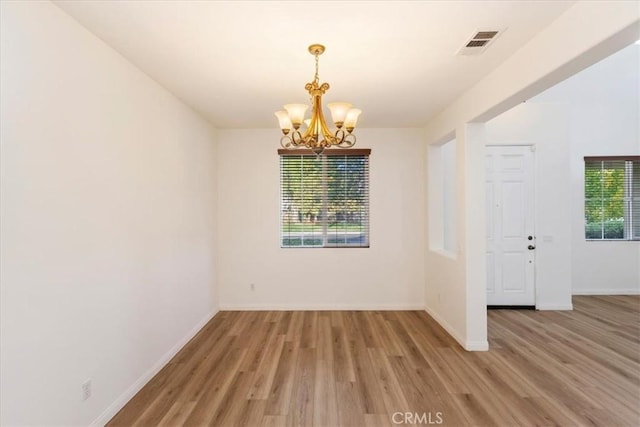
[584,156,640,240]
[279,149,370,247]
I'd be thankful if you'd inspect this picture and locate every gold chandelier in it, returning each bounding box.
[275,44,362,155]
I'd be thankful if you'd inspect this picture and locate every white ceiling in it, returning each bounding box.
[54,0,576,129]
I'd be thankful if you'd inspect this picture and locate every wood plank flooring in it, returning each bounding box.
[108,296,640,426]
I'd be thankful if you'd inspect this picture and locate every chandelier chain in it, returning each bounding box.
[314,53,320,84]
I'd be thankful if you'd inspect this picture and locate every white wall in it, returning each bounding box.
[486,103,573,309]
[423,1,639,350]
[533,44,640,295]
[0,2,218,426]
[425,124,488,351]
[217,128,425,309]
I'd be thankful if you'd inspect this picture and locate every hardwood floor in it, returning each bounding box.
[108,296,640,426]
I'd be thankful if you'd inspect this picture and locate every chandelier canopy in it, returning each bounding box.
[275,44,361,155]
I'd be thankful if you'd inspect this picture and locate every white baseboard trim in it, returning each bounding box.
[424,306,488,352]
[465,340,490,351]
[573,289,640,295]
[218,303,425,311]
[536,303,573,311]
[90,309,218,427]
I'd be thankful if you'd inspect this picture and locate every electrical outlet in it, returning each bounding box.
[82,379,92,401]
[250,283,255,291]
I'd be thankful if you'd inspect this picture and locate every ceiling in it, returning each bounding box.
[54,0,576,129]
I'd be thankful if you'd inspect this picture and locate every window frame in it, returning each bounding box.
[278,148,371,249]
[584,155,640,242]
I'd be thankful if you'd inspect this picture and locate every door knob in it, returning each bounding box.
[528,245,536,250]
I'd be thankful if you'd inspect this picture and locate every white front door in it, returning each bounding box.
[486,145,535,306]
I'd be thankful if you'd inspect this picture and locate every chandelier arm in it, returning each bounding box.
[301,107,319,140]
[280,134,294,149]
[291,130,305,146]
[302,135,319,151]
[321,136,333,149]
[315,97,335,144]
[337,132,356,148]
[302,88,334,144]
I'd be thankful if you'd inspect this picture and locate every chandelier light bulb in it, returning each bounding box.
[344,108,362,132]
[283,104,308,129]
[327,102,353,128]
[275,110,293,134]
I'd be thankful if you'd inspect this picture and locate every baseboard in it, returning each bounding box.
[424,306,488,352]
[465,340,490,351]
[218,303,426,311]
[573,289,640,295]
[90,309,218,427]
[487,305,535,310]
[536,303,573,311]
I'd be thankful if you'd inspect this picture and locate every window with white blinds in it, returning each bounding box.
[279,149,370,248]
[584,156,640,240]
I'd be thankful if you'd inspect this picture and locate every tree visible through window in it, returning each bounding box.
[279,149,370,247]
[584,157,640,240]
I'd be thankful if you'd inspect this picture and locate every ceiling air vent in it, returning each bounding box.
[466,40,488,48]
[474,31,499,40]
[457,29,503,56]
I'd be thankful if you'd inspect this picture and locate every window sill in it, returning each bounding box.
[429,248,458,260]
[281,245,370,249]
[585,239,640,242]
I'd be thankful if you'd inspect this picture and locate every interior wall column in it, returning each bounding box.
[456,123,488,350]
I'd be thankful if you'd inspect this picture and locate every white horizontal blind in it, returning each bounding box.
[584,157,640,240]
[280,149,370,248]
